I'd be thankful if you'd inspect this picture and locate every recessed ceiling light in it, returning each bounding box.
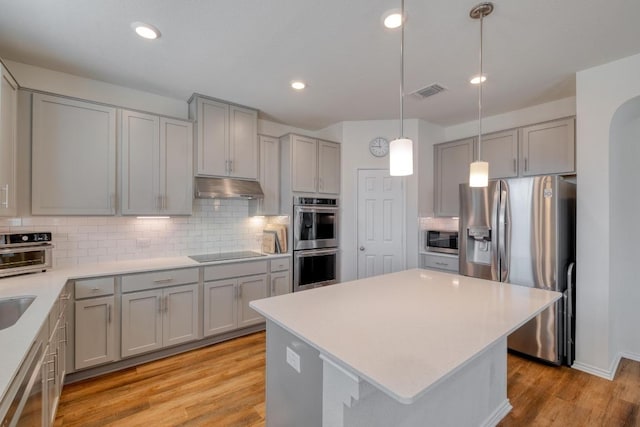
[383,12,403,29]
[470,75,487,84]
[291,81,306,90]
[131,22,161,40]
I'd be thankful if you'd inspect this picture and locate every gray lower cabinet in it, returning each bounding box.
[74,277,116,370]
[270,270,291,297]
[203,260,271,337]
[121,283,199,358]
[269,258,291,297]
[420,253,459,273]
[203,274,268,337]
[75,296,116,370]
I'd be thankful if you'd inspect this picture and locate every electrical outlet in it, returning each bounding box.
[286,346,301,373]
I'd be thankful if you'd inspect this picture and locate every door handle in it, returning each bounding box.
[359,246,365,251]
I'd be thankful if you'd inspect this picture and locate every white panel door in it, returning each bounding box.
[160,117,193,215]
[121,290,163,357]
[121,110,160,215]
[203,279,237,337]
[357,169,405,279]
[162,284,199,347]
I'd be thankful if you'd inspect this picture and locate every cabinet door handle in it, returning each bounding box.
[524,157,528,172]
[1,184,8,208]
[229,160,233,173]
[59,322,68,344]
[164,295,169,313]
[107,304,112,323]
[513,158,516,173]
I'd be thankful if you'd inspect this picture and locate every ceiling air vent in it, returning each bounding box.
[411,83,447,99]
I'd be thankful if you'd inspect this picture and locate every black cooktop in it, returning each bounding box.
[188,251,266,263]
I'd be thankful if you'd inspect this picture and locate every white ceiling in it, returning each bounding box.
[1,0,639,130]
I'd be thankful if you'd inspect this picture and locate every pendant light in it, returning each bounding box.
[468,2,493,187]
[389,0,413,177]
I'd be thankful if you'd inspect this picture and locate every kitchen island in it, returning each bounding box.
[250,268,561,427]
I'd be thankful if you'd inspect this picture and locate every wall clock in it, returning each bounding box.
[369,137,389,157]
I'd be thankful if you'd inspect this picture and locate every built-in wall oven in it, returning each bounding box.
[293,197,338,250]
[292,197,339,292]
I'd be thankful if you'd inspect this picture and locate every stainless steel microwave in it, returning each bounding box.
[425,230,458,255]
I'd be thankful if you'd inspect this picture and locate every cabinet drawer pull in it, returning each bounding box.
[435,262,448,266]
[153,278,173,284]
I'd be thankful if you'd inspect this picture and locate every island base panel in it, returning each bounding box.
[265,320,512,427]
[266,320,323,427]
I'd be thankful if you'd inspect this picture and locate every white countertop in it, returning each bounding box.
[251,268,561,404]
[0,252,290,404]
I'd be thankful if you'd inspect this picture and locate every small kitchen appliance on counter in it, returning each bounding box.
[0,232,53,278]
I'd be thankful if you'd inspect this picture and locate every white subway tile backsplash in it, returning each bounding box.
[5,199,274,267]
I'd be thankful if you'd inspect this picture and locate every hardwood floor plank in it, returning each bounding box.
[56,332,640,426]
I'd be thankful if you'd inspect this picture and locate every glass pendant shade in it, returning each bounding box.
[389,137,413,176]
[469,160,489,187]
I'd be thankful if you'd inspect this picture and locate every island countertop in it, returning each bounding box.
[250,268,561,404]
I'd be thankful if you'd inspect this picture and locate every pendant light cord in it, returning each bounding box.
[399,0,405,139]
[477,13,484,161]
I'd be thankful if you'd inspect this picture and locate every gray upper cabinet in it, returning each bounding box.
[120,109,193,215]
[189,95,258,180]
[258,135,281,215]
[291,134,318,193]
[434,137,474,217]
[480,129,519,179]
[317,140,340,194]
[433,117,576,217]
[520,117,575,176]
[32,94,117,215]
[0,63,17,217]
[281,134,341,197]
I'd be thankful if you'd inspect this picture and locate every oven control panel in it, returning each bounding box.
[0,232,53,246]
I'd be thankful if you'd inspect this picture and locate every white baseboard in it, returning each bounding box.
[572,350,640,380]
[481,399,513,427]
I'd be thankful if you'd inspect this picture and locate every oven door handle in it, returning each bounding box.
[295,206,339,214]
[0,244,54,255]
[294,248,339,258]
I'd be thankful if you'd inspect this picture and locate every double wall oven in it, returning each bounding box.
[292,197,339,292]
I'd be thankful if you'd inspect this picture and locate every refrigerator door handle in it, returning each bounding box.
[498,186,509,281]
[491,183,501,279]
[566,262,575,365]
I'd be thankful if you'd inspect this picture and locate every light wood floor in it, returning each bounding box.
[55,332,640,426]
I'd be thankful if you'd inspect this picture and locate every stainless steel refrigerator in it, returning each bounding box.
[459,175,576,365]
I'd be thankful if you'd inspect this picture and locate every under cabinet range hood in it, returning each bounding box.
[194,177,264,199]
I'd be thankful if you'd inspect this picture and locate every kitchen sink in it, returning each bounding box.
[0,296,35,331]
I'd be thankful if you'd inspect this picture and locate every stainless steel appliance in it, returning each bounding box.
[293,197,338,250]
[425,230,458,255]
[0,232,53,278]
[292,197,339,291]
[459,176,576,365]
[293,248,340,292]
